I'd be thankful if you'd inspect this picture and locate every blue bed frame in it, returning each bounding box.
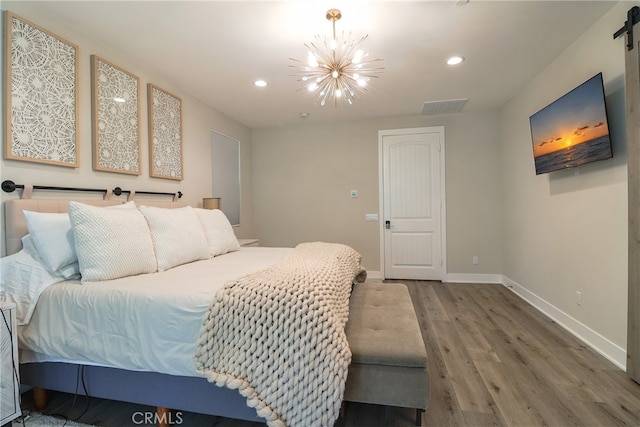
[20,362,263,423]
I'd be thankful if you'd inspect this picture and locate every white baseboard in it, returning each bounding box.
[365,270,383,280]
[445,273,503,284]
[502,275,627,370]
[437,272,626,370]
[373,270,626,370]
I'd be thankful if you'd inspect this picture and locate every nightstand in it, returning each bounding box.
[238,239,260,247]
[1,302,21,425]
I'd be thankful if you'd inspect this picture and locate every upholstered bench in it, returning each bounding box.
[343,282,429,426]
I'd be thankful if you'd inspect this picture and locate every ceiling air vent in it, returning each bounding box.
[421,98,468,115]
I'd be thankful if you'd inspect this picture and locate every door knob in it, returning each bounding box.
[385,220,391,229]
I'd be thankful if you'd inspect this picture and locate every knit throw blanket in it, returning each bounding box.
[194,242,365,427]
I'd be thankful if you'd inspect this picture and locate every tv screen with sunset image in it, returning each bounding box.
[529,73,612,175]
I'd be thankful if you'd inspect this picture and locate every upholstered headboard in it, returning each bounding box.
[4,199,187,256]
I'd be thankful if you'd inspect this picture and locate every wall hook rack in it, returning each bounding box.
[1,180,182,199]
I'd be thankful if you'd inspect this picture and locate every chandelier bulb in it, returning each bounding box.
[331,70,339,79]
[307,53,319,67]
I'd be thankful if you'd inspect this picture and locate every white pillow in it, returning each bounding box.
[138,205,209,271]
[23,211,76,274]
[21,202,137,277]
[68,201,157,282]
[21,234,79,279]
[194,208,240,257]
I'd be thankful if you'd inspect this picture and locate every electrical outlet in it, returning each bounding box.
[472,256,479,265]
[576,291,582,306]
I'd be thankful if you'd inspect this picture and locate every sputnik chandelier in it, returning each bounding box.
[290,8,384,107]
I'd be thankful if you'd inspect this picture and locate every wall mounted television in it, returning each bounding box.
[529,72,612,175]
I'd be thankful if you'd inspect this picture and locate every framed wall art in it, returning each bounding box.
[147,84,183,180]
[4,12,79,167]
[91,55,141,175]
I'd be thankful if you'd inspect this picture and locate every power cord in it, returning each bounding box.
[39,365,91,426]
[1,307,21,412]
[70,364,91,422]
[15,365,92,426]
[1,306,92,426]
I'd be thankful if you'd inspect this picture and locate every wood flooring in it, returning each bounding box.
[16,281,640,427]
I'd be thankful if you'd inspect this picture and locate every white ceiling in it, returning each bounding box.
[16,1,618,129]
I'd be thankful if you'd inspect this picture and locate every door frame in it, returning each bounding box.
[378,126,447,281]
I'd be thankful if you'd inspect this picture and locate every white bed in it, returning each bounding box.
[17,247,292,376]
[2,196,365,426]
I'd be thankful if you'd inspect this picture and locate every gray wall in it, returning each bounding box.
[499,2,629,365]
[0,2,255,256]
[251,112,503,275]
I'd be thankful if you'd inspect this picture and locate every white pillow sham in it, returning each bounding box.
[138,205,210,271]
[22,234,80,280]
[194,208,240,257]
[23,211,76,274]
[68,201,157,282]
[21,201,137,278]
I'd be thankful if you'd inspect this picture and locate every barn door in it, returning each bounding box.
[616,5,640,383]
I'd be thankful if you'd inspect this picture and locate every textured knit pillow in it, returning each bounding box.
[68,201,157,282]
[138,205,210,271]
[22,201,137,277]
[194,208,241,257]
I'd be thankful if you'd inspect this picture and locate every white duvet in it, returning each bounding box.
[14,247,292,377]
[0,249,69,325]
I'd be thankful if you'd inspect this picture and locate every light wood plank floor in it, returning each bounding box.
[18,281,640,426]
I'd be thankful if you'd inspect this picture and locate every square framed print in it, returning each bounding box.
[91,55,141,174]
[4,12,79,167]
[147,84,183,180]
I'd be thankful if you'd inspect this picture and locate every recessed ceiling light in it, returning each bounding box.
[299,112,310,119]
[254,80,268,87]
[446,56,465,66]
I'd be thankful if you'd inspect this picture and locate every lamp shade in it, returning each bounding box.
[202,198,221,210]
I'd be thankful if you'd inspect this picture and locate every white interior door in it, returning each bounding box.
[380,127,445,280]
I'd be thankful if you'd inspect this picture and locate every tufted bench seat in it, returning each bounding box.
[343,282,429,425]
